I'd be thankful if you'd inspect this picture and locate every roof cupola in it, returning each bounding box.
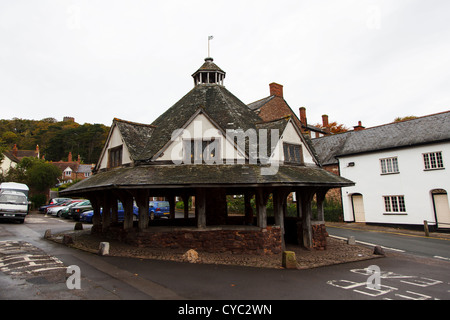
[192,57,226,86]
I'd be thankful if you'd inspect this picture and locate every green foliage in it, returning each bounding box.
[0,118,109,164]
[29,194,47,209]
[5,157,61,192]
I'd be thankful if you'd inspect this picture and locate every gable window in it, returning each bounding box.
[423,152,444,170]
[184,138,219,164]
[108,145,123,168]
[383,195,406,213]
[283,143,303,164]
[380,157,399,174]
[64,169,72,177]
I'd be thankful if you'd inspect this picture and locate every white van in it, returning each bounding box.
[0,182,29,197]
[0,191,29,223]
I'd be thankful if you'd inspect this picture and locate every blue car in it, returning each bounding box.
[79,202,139,223]
[149,201,170,218]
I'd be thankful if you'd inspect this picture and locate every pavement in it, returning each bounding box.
[325,221,450,241]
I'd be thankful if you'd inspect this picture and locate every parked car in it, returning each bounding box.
[0,190,28,223]
[79,202,139,223]
[39,198,71,213]
[65,200,92,220]
[47,200,83,217]
[79,201,171,223]
[149,201,170,218]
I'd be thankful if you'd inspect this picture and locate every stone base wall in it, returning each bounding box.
[311,223,328,250]
[93,225,282,255]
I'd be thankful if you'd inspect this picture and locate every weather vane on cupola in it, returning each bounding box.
[208,35,213,58]
[192,35,226,86]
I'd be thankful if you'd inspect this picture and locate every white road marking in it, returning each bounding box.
[328,235,405,252]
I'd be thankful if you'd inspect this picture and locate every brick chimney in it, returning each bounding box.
[269,83,283,98]
[299,107,307,126]
[322,114,330,133]
[12,144,18,157]
[68,152,72,162]
[353,121,365,131]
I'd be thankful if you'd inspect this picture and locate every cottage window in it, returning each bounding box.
[380,157,399,174]
[184,139,219,164]
[423,152,444,170]
[283,143,303,164]
[64,170,72,177]
[108,146,123,168]
[383,195,406,213]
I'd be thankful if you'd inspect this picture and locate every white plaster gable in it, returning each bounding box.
[270,119,317,165]
[155,112,246,163]
[97,123,133,170]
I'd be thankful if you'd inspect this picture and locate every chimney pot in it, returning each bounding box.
[354,121,365,131]
[68,152,72,162]
[13,144,18,157]
[269,83,283,98]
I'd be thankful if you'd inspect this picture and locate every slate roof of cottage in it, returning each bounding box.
[113,118,156,161]
[312,110,450,165]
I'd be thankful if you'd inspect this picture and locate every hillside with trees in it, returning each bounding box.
[0,118,109,164]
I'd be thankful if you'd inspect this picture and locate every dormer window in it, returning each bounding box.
[64,168,72,177]
[283,143,303,164]
[108,145,123,168]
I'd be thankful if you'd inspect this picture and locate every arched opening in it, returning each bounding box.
[351,193,365,222]
[431,189,450,229]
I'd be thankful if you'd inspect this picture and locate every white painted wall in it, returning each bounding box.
[157,113,245,163]
[0,155,17,174]
[275,121,316,165]
[98,125,132,169]
[339,142,450,226]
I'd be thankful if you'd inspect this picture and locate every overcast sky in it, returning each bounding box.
[1,0,449,130]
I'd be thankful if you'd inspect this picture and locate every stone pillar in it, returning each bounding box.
[90,194,102,229]
[169,195,175,220]
[300,189,316,249]
[101,192,111,232]
[316,189,328,222]
[274,189,289,251]
[134,189,150,230]
[244,191,254,225]
[183,195,189,219]
[255,188,268,229]
[111,197,119,224]
[196,188,206,229]
[115,191,134,231]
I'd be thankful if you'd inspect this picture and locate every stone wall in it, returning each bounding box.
[94,225,282,255]
[311,223,328,250]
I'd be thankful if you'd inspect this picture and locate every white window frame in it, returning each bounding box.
[383,195,406,214]
[423,151,444,170]
[380,157,399,174]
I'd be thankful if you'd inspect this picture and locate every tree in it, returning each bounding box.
[27,162,61,192]
[313,121,349,134]
[5,157,61,194]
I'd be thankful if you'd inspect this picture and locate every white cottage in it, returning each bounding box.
[313,111,450,229]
